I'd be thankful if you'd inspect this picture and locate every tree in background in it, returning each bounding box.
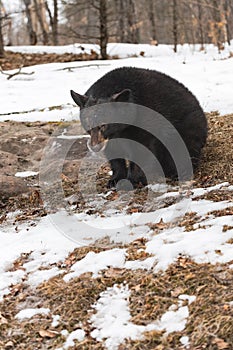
[125,0,140,43]
[147,0,157,44]
[22,0,58,45]
[223,0,232,45]
[0,0,13,56]
[45,0,58,45]
[32,0,49,45]
[172,0,178,52]
[0,1,5,57]
[99,0,108,59]
[197,0,205,49]
[23,0,38,45]
[62,0,109,59]
[1,0,233,52]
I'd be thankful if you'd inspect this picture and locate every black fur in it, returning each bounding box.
[71,67,207,188]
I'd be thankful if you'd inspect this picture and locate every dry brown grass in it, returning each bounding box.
[1,256,233,349]
[194,112,233,187]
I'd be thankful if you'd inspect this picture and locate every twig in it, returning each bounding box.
[56,63,110,72]
[0,65,35,80]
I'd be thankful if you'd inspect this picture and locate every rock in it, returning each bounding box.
[0,121,87,201]
[0,175,30,198]
[0,151,19,174]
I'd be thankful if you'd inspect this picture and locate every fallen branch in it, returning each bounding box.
[0,65,35,80]
[57,63,111,72]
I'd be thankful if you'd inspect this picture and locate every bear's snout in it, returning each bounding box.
[87,128,108,153]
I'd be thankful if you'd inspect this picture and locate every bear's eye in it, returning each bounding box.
[100,125,107,132]
[99,125,108,138]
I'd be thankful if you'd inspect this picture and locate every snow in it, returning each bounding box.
[52,314,61,328]
[27,266,64,287]
[15,307,50,320]
[156,306,189,333]
[90,284,196,349]
[178,294,196,305]
[60,329,85,349]
[0,215,77,301]
[63,249,126,282]
[1,42,233,121]
[90,284,145,350]
[180,336,190,347]
[146,215,233,272]
[6,42,233,60]
[1,183,233,302]
[15,171,39,178]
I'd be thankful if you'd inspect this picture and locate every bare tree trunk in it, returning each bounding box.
[212,0,224,51]
[6,17,13,46]
[45,0,58,45]
[33,0,49,45]
[118,0,125,42]
[99,0,108,59]
[23,0,37,45]
[0,15,4,57]
[0,0,5,57]
[147,0,157,43]
[197,0,205,49]
[126,0,140,44]
[53,0,58,45]
[172,0,178,52]
[223,0,231,45]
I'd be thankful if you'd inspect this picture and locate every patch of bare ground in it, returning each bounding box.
[0,113,232,227]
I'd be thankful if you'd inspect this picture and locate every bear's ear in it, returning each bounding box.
[111,89,132,102]
[70,90,88,108]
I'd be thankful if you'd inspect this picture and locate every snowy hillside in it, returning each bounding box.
[0,43,233,349]
[1,42,233,121]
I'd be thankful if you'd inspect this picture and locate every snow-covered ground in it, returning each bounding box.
[1,181,233,348]
[0,43,233,349]
[1,42,233,121]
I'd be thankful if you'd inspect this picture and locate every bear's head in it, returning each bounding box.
[70,89,133,152]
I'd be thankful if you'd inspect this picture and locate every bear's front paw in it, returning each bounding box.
[107,178,134,191]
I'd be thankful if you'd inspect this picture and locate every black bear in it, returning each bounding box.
[71,67,207,188]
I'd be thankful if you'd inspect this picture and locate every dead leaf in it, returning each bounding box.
[131,284,141,292]
[106,191,119,201]
[0,313,8,325]
[61,173,71,182]
[104,267,124,278]
[149,218,168,230]
[39,329,59,338]
[178,257,191,268]
[5,341,14,348]
[222,225,233,232]
[29,190,43,205]
[64,252,77,267]
[171,287,184,298]
[223,304,230,311]
[128,208,140,213]
[212,337,230,349]
[132,237,146,245]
